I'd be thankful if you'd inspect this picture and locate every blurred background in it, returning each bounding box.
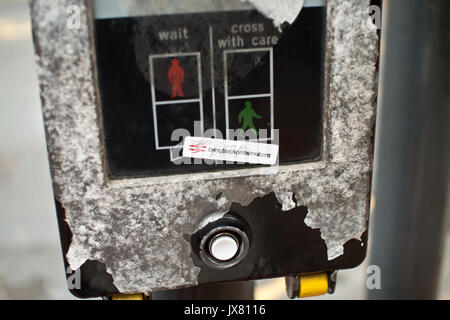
[0,0,449,299]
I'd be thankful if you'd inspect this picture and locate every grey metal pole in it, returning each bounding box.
[369,0,450,299]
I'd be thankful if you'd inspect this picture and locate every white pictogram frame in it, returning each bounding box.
[149,52,204,154]
[223,47,274,142]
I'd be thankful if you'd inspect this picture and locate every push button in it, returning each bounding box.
[196,216,250,270]
[209,233,239,261]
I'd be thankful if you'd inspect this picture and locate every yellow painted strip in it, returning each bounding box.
[111,293,144,300]
[299,273,329,298]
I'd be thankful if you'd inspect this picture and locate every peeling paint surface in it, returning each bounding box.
[242,0,304,29]
[29,0,378,294]
[276,192,297,212]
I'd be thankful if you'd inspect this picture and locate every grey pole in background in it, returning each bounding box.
[369,0,450,299]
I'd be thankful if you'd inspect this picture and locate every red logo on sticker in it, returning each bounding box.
[189,143,207,153]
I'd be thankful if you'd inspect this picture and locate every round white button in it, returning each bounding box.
[209,234,239,261]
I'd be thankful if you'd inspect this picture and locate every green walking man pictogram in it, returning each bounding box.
[238,100,262,136]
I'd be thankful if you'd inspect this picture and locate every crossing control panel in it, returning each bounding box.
[94,5,324,178]
[30,0,378,298]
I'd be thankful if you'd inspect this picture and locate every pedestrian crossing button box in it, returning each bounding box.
[30,0,379,298]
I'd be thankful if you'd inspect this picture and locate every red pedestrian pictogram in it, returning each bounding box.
[189,143,206,153]
[168,58,185,98]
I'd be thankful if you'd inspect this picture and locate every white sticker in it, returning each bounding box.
[183,136,279,165]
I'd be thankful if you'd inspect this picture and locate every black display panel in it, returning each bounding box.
[94,8,326,178]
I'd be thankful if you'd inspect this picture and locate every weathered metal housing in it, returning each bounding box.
[29,0,378,296]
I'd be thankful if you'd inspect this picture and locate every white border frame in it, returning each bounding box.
[223,47,274,142]
[149,52,204,150]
